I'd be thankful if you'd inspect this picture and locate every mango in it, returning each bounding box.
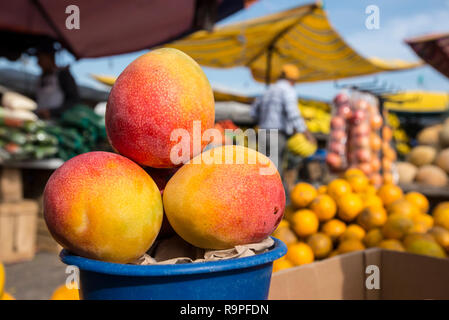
[44,152,163,263]
[106,48,215,168]
[163,145,286,249]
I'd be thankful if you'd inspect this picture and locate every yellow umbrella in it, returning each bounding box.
[164,2,422,84]
[384,91,449,113]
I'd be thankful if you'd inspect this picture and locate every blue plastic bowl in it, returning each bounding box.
[60,237,286,300]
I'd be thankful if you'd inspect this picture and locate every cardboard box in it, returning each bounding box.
[269,248,449,300]
[0,168,23,202]
[0,200,38,263]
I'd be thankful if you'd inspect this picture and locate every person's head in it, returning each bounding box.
[36,43,57,73]
[280,64,300,85]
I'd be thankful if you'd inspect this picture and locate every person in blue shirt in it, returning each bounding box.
[251,64,315,191]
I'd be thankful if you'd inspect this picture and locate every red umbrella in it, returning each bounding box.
[0,0,253,60]
[406,32,449,80]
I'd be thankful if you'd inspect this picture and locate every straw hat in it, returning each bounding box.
[281,64,300,81]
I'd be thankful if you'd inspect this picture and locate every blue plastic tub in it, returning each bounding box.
[60,237,286,300]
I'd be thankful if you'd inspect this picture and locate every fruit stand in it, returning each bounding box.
[2,1,449,304]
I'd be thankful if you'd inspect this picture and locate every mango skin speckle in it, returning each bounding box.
[43,152,163,263]
[105,48,215,168]
[163,145,286,249]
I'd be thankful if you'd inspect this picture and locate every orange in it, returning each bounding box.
[387,199,420,218]
[370,133,382,151]
[408,222,428,234]
[309,194,337,222]
[346,174,369,193]
[377,184,403,207]
[344,168,365,179]
[361,194,383,208]
[283,204,296,223]
[337,193,363,222]
[51,284,80,300]
[382,214,414,240]
[0,262,4,297]
[290,209,319,237]
[317,185,328,195]
[412,214,434,230]
[404,192,429,213]
[378,239,405,252]
[382,158,393,172]
[382,172,394,184]
[328,250,340,258]
[357,205,387,230]
[272,225,298,246]
[286,242,314,266]
[365,185,378,195]
[275,219,290,230]
[371,157,381,172]
[433,202,449,217]
[382,126,393,141]
[403,232,435,248]
[363,228,384,247]
[290,183,317,208]
[405,238,447,258]
[339,224,366,242]
[306,233,333,259]
[358,162,373,176]
[272,257,294,272]
[370,173,383,187]
[338,239,365,254]
[383,145,397,161]
[1,292,15,300]
[327,179,352,201]
[321,219,346,241]
[429,226,449,251]
[434,206,449,230]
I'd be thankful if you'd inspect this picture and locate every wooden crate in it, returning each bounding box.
[0,168,23,202]
[36,216,62,253]
[0,200,38,264]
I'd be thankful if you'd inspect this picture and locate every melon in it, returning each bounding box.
[439,125,449,148]
[396,161,418,184]
[417,124,442,147]
[408,146,437,167]
[415,165,448,187]
[435,148,449,173]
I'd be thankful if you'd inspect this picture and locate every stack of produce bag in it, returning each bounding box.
[46,104,108,160]
[326,91,398,186]
[0,91,108,162]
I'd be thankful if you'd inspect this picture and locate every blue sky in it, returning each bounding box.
[1,0,449,100]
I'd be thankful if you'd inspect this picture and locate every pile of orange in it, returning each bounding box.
[272,168,449,273]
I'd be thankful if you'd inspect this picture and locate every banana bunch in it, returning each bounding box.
[287,133,317,157]
[396,142,411,155]
[0,262,4,297]
[90,74,117,87]
[299,105,331,134]
[393,128,409,142]
[387,113,400,129]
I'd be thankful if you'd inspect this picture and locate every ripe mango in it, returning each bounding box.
[106,48,215,168]
[44,152,163,263]
[163,145,285,249]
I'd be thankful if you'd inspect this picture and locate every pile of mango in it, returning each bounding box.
[272,168,449,272]
[0,262,15,300]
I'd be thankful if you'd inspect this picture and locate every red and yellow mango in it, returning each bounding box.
[105,48,215,168]
[43,152,163,263]
[163,145,286,249]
